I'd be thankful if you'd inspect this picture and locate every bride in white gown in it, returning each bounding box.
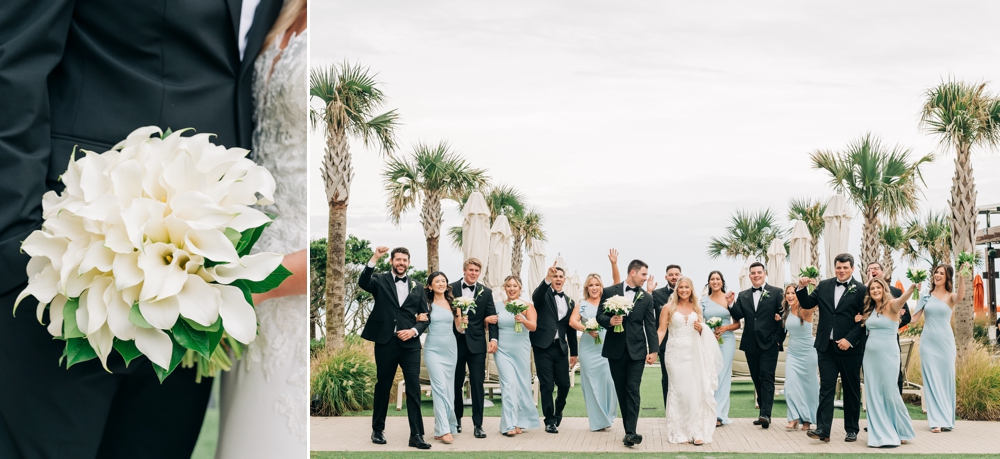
[216,1,308,457]
[657,276,722,445]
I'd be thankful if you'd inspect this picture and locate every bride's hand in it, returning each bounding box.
[693,321,703,334]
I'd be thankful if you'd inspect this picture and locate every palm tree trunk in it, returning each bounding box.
[950,144,977,355]
[861,210,881,271]
[882,244,895,283]
[809,238,821,273]
[325,202,347,350]
[511,233,524,278]
[421,194,443,273]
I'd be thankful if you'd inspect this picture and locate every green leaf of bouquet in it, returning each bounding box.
[172,318,211,360]
[231,279,256,306]
[162,128,173,138]
[128,303,154,329]
[64,337,97,368]
[113,338,143,367]
[224,227,242,247]
[152,335,187,383]
[184,316,221,332]
[237,264,292,294]
[62,298,85,339]
[234,221,272,257]
[206,322,226,358]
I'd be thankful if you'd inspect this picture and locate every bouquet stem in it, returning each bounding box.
[613,323,624,333]
[514,322,522,333]
[593,334,602,345]
[806,284,815,295]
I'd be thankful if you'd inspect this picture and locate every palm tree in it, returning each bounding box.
[877,224,907,282]
[787,197,827,270]
[902,211,953,269]
[446,184,526,249]
[920,79,1000,352]
[510,208,545,278]
[310,62,399,350]
[383,141,489,273]
[707,208,787,262]
[810,133,934,270]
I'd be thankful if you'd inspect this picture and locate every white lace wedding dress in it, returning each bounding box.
[216,29,308,459]
[663,311,723,444]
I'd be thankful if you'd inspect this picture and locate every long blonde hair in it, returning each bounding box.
[261,0,306,56]
[666,276,703,324]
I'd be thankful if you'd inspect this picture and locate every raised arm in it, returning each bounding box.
[949,271,967,307]
[608,249,621,285]
[358,246,389,293]
[888,284,918,314]
[795,277,820,309]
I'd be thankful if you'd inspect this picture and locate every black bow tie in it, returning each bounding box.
[752,287,762,293]
[625,285,639,293]
[395,276,407,283]
[553,291,565,298]
[463,284,476,291]
[836,281,850,288]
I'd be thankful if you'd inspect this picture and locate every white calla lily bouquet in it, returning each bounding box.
[14,127,290,382]
[602,295,633,333]
[453,297,476,329]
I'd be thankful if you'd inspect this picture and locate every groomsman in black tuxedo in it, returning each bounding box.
[597,260,658,447]
[530,263,579,434]
[865,262,909,395]
[728,262,786,429]
[650,264,682,407]
[359,247,431,450]
[797,253,868,443]
[450,258,498,439]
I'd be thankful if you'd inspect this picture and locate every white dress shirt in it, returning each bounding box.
[623,282,640,303]
[238,0,261,60]
[460,282,476,299]
[752,283,766,310]
[831,281,847,340]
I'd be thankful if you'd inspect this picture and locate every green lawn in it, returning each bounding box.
[344,367,927,421]
[312,453,995,459]
[191,378,220,459]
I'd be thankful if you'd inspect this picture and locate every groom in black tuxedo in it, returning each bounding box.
[598,260,658,447]
[797,253,868,443]
[651,264,682,407]
[359,246,431,450]
[728,262,786,429]
[529,264,579,434]
[0,1,282,457]
[450,258,498,439]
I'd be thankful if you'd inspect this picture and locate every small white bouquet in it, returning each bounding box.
[602,295,633,333]
[14,127,289,382]
[706,317,724,344]
[453,297,477,329]
[584,317,602,344]
[504,300,528,332]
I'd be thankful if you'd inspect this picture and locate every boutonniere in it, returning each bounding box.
[634,291,644,303]
[474,285,484,300]
[760,289,771,300]
[410,280,416,291]
[846,284,857,294]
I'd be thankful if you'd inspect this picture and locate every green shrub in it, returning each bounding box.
[311,338,377,416]
[956,342,1000,421]
[973,315,991,346]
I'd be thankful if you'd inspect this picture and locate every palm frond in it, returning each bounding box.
[921,78,1000,151]
[447,226,464,250]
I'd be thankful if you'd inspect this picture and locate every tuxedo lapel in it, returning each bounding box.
[387,275,400,307]
[225,0,242,44]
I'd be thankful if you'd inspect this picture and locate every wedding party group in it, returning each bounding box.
[363,245,968,450]
[1,1,310,458]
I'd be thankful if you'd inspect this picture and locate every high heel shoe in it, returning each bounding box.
[786,421,798,430]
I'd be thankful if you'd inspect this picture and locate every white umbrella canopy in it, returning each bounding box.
[484,215,512,290]
[766,238,788,287]
[823,195,853,279]
[461,191,491,266]
[570,272,582,303]
[739,257,755,291]
[789,220,812,277]
[525,240,547,293]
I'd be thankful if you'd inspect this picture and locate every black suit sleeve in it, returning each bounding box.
[596,287,613,329]
[0,0,76,295]
[412,288,429,335]
[567,300,578,357]
[898,303,911,329]
[643,297,657,354]
[729,293,745,322]
[484,289,498,343]
[796,284,820,309]
[358,265,378,294]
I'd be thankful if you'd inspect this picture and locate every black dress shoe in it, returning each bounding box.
[456,423,462,433]
[545,424,558,434]
[623,434,634,447]
[409,435,431,449]
[806,429,831,442]
[845,432,858,442]
[753,419,762,425]
[474,426,487,438]
[371,431,387,445]
[632,433,643,445]
[758,416,770,429]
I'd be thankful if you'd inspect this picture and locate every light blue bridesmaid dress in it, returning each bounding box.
[423,301,459,437]
[495,301,541,433]
[578,300,617,431]
[783,313,818,425]
[863,311,915,447]
[702,297,735,425]
[913,295,956,430]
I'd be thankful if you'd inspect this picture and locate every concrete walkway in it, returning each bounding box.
[312,416,1000,454]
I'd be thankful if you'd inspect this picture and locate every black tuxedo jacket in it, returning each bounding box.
[0,0,282,297]
[651,285,674,353]
[358,267,428,348]
[529,281,578,356]
[450,281,498,354]
[796,277,868,354]
[597,283,658,361]
[887,285,912,330]
[729,284,787,353]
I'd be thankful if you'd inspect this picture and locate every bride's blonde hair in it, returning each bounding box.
[261,0,307,56]
[665,276,703,324]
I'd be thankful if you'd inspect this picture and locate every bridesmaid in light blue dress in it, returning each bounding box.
[569,273,617,431]
[860,278,917,447]
[781,284,818,431]
[700,271,738,426]
[495,276,542,436]
[422,272,461,444]
[911,264,965,433]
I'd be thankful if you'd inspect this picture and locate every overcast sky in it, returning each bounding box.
[309,0,1000,291]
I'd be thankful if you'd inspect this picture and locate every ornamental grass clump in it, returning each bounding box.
[310,338,377,416]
